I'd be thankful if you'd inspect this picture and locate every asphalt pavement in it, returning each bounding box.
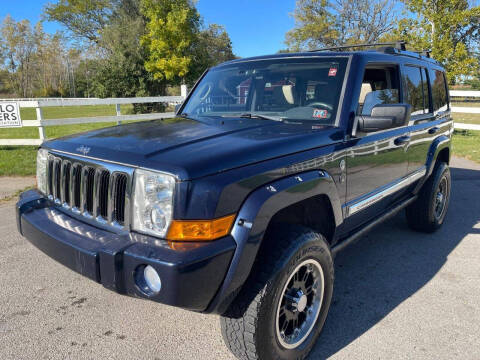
[1,157,479,360]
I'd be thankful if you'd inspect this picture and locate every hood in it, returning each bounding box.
[44,116,342,180]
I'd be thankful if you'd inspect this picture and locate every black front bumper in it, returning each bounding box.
[16,190,235,312]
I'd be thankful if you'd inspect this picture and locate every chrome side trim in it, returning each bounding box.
[345,166,426,217]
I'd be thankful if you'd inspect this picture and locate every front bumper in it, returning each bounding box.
[16,190,235,312]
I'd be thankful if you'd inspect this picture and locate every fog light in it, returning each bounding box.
[144,265,161,294]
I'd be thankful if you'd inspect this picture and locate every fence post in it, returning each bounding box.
[115,104,121,125]
[181,84,188,99]
[35,102,45,142]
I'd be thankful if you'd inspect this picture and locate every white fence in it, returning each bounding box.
[0,88,479,146]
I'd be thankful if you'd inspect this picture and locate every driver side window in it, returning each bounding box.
[358,66,400,116]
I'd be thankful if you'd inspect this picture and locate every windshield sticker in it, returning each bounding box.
[328,68,338,77]
[313,109,328,118]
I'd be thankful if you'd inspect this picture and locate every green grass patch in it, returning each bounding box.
[452,130,480,164]
[0,146,38,176]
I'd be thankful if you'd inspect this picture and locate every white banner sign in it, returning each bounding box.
[0,102,22,128]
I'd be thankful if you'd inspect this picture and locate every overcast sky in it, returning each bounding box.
[0,0,296,57]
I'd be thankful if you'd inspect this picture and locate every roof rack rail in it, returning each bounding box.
[414,50,431,58]
[309,41,407,53]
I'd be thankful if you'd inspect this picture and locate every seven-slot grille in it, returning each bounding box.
[46,153,130,228]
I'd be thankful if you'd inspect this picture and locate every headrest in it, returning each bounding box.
[282,85,295,105]
[359,83,373,104]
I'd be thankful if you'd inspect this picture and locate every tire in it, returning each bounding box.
[220,224,334,360]
[406,161,451,233]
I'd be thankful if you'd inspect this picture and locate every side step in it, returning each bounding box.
[331,196,418,256]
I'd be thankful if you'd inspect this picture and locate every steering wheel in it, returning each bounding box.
[199,82,213,101]
[307,102,333,110]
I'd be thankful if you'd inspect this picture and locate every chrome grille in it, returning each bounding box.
[46,152,132,230]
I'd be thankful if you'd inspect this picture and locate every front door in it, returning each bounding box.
[343,64,410,229]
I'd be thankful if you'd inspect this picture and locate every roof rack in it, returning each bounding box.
[414,50,431,58]
[309,41,407,53]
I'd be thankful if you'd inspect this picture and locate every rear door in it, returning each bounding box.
[405,65,450,175]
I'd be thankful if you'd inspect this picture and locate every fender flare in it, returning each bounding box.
[426,135,451,177]
[413,135,451,194]
[206,169,342,314]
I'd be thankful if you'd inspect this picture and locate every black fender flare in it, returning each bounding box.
[206,169,342,314]
[426,135,451,177]
[414,134,451,194]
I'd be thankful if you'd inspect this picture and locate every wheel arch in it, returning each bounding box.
[426,135,451,178]
[206,169,342,314]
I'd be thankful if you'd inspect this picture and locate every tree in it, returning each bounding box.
[187,24,235,83]
[44,0,112,43]
[394,0,480,83]
[140,0,200,81]
[0,16,38,97]
[285,0,399,50]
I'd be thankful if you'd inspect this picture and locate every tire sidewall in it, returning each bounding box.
[427,163,451,228]
[256,234,334,360]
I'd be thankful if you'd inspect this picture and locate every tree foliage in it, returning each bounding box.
[140,0,200,81]
[0,16,78,97]
[36,0,236,99]
[394,0,480,83]
[44,0,112,42]
[286,0,398,50]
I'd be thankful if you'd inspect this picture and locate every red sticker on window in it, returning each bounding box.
[328,68,337,77]
[313,109,328,118]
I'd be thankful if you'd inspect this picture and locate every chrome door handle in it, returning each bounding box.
[429,126,440,134]
[394,136,410,146]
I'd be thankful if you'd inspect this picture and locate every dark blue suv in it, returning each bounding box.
[16,43,452,360]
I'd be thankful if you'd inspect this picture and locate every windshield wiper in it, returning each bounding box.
[239,113,283,122]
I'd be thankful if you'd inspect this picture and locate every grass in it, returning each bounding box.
[452,130,480,164]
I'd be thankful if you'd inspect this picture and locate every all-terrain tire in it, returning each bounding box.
[406,162,451,233]
[220,224,334,360]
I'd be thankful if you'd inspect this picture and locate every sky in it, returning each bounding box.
[0,0,297,57]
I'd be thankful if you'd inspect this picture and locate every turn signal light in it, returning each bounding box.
[166,214,236,241]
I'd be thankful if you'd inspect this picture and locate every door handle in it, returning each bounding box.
[394,135,410,146]
[429,126,440,134]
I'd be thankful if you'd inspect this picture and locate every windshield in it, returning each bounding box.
[182,57,349,125]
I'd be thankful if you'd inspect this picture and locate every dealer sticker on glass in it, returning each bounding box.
[0,102,22,128]
[313,109,328,119]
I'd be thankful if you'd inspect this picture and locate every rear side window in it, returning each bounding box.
[403,66,425,115]
[429,69,448,112]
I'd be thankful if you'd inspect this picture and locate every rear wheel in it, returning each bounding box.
[220,225,334,360]
[406,162,451,233]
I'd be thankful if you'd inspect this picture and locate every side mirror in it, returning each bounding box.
[175,103,182,114]
[357,104,411,133]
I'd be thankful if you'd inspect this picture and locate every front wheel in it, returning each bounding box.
[220,225,334,360]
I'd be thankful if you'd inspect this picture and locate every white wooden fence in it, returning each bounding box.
[0,88,479,146]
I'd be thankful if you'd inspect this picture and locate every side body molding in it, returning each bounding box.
[206,169,342,314]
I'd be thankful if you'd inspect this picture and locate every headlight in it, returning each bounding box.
[36,148,48,194]
[132,169,175,237]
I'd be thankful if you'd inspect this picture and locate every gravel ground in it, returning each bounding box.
[0,176,35,200]
[0,157,479,360]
